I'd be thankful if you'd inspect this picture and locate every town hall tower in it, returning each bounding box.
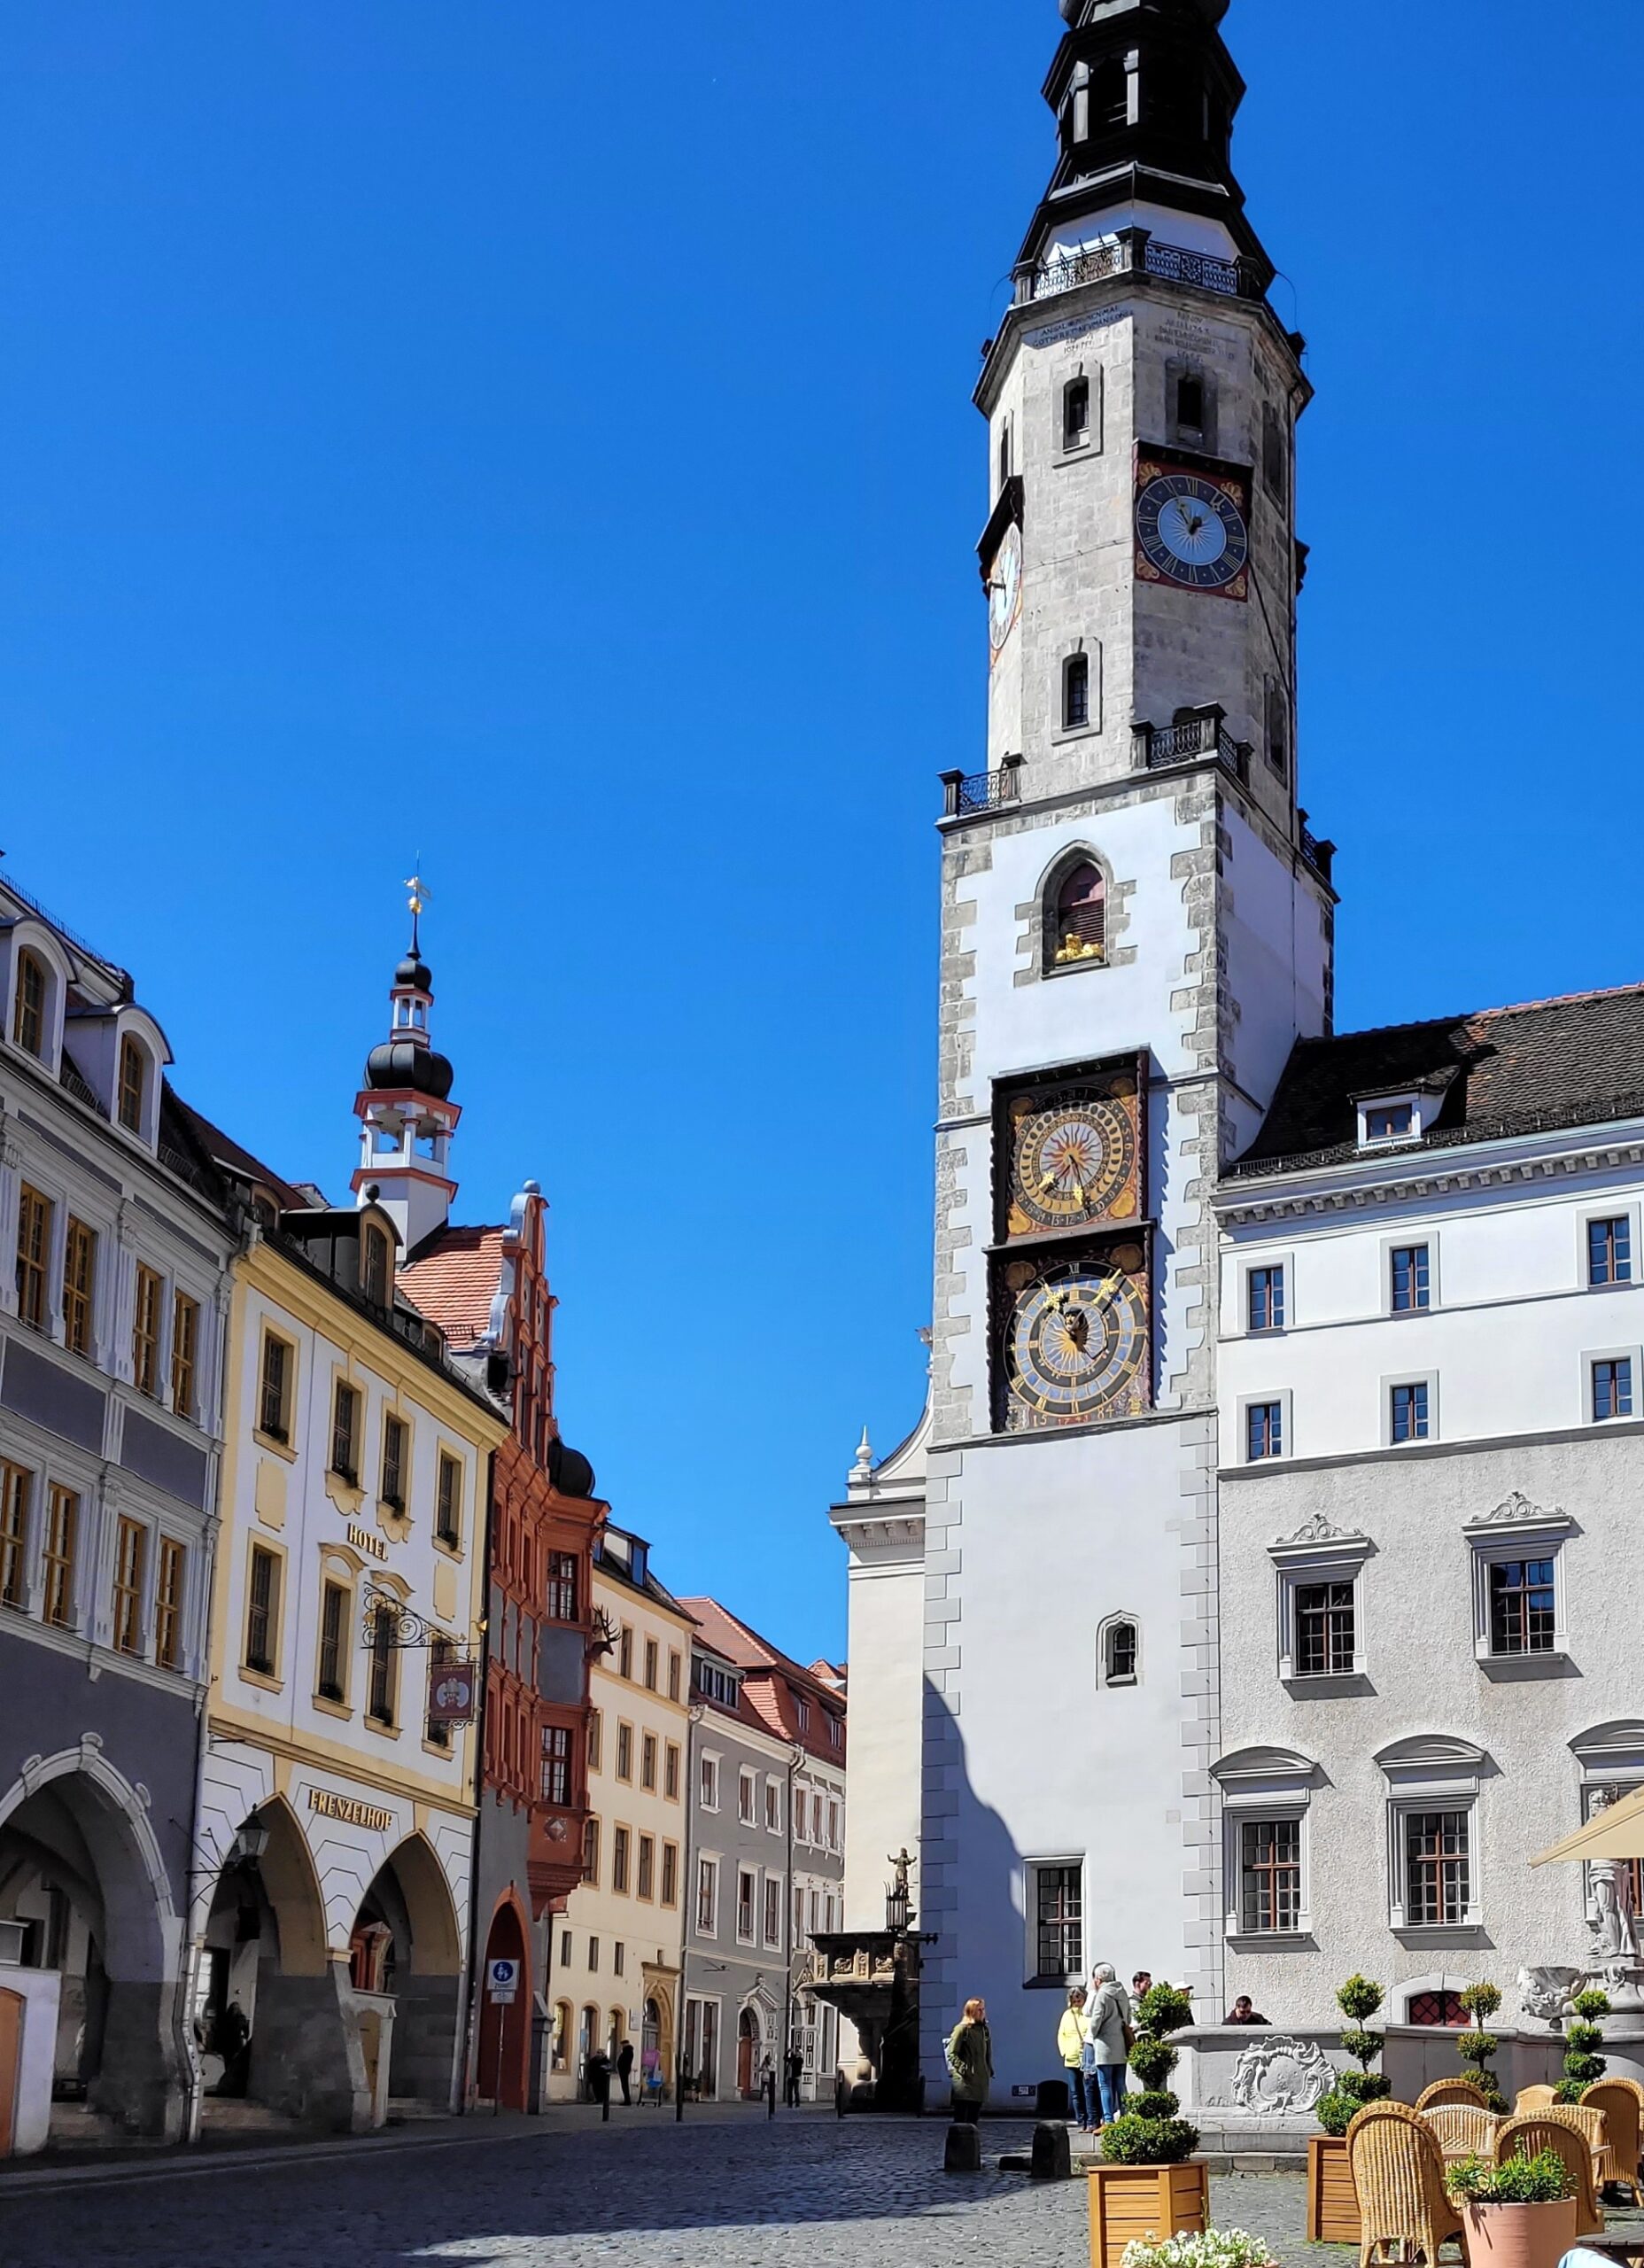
[833,0,1336,2094]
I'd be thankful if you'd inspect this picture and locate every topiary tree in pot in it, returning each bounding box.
[1556,1987,1610,2104]
[1089,1983,1207,2266]
[1104,1983,1198,2161]
[1458,1982,1508,2114]
[1314,1975,1392,2137]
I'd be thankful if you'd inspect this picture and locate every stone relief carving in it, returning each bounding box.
[1274,1514,1364,1547]
[1229,2035,1337,2116]
[1480,1489,1563,1526]
[1517,1966,1586,2025]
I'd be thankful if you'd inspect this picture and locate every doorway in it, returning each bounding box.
[737,2007,758,2099]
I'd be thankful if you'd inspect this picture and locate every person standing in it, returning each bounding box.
[1058,1986,1092,2130]
[1084,1963,1132,2126]
[946,1997,993,2125]
[784,2046,803,2108]
[585,2044,611,2108]
[616,2037,636,2104]
[1131,1971,1152,2005]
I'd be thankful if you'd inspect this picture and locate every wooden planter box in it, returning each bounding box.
[1086,2159,1210,2268]
[1307,2133,1361,2246]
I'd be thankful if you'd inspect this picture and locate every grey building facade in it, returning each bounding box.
[0,869,237,2140]
[680,1599,847,2103]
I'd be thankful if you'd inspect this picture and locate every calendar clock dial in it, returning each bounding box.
[1135,457,1250,601]
[989,521,1024,658]
[1011,1093,1137,1232]
[999,1247,1150,1429]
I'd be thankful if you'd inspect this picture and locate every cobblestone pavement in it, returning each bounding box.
[3,2115,1640,2268]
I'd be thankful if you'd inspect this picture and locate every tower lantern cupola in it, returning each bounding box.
[351,882,461,1252]
[1028,0,1271,296]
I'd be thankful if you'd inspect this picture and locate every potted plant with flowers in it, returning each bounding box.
[1087,1984,1206,2268]
[1121,2230,1277,2268]
[1447,2148,1577,2268]
[1307,1975,1390,2244]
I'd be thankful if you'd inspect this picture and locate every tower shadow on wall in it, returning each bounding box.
[919,1672,1024,2102]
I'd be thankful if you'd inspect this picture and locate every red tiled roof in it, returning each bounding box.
[679,1596,847,1763]
[399,1225,505,1348]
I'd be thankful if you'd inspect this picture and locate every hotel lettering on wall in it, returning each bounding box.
[347,1523,389,1562]
[308,1788,395,1836]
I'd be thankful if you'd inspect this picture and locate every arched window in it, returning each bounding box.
[998,419,1012,491]
[362,1223,390,1307]
[1047,860,1106,969]
[1063,652,1090,732]
[552,2001,571,2071]
[1102,1617,1139,1688]
[1407,1989,1470,2028]
[1063,377,1090,451]
[118,1035,147,1133]
[12,949,46,1058]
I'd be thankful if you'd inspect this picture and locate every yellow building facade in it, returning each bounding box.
[547,1526,693,2102]
[190,1196,505,2133]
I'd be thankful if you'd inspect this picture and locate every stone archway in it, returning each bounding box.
[474,1894,531,2112]
[349,1833,464,2112]
[198,1797,364,2132]
[0,1740,184,2138]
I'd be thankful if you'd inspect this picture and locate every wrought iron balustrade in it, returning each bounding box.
[1135,714,1248,781]
[1299,820,1336,887]
[1024,228,1263,309]
[941,758,1024,819]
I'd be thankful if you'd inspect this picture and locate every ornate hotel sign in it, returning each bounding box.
[428,1656,478,1726]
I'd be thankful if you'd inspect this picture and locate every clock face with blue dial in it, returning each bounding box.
[997,1244,1150,1430]
[1135,460,1251,601]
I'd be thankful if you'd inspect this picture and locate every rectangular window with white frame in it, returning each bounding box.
[1028,1859,1083,1984]
[696,1855,719,1937]
[1466,1501,1571,1666]
[699,1752,719,1812]
[1385,1374,1436,1446]
[1271,1521,1369,1682]
[1387,1240,1433,1315]
[1246,1262,1286,1334]
[1243,1394,1288,1463]
[1586,1208,1636,1289]
[1590,1348,1639,1423]
[1213,1749,1317,1943]
[738,1767,756,1826]
[1381,1738,1485,1932]
[1239,1819,1303,1934]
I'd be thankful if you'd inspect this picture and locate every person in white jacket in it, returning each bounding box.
[1082,1962,1132,2126]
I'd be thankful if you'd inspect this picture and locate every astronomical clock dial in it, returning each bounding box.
[989,521,1024,658]
[1135,459,1251,601]
[1011,1091,1138,1233]
[1000,1248,1149,1428]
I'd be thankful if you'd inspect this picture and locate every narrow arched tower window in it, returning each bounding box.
[1048,863,1105,969]
[1062,652,1090,731]
[1104,1619,1138,1687]
[1063,378,1090,451]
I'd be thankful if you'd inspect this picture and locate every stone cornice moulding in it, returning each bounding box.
[1215,1122,1644,1227]
[1268,1511,1373,1567]
[1462,1488,1575,1544]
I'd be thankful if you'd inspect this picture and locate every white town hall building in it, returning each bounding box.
[831,0,1644,2103]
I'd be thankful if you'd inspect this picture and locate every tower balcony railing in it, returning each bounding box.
[939,755,1025,819]
[1299,813,1337,888]
[1135,709,1250,783]
[1014,226,1267,310]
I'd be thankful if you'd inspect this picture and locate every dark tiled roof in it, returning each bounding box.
[1231,982,1644,1179]
[172,1096,310,1211]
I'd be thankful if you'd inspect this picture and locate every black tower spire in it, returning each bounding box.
[1023,0,1271,287]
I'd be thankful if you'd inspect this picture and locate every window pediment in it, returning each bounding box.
[1268,1514,1371,1574]
[1212,1745,1321,1811]
[1376,1734,1490,1798]
[1463,1489,1574,1550]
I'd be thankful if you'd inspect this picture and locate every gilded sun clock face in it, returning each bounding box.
[989,522,1023,661]
[1135,458,1251,602]
[1001,1249,1150,1429]
[1011,1093,1137,1234]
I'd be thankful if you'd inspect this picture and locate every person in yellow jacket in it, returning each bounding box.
[1058,1984,1092,2130]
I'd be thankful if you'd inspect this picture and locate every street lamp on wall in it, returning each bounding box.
[232,1812,271,1865]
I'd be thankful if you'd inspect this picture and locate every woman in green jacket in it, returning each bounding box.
[947,1997,993,2124]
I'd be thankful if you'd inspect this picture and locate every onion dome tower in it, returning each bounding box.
[351,881,461,1252]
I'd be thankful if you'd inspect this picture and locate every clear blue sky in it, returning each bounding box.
[2,3,1638,1668]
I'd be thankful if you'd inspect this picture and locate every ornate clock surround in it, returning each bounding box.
[989,1054,1154,1433]
[1134,444,1252,604]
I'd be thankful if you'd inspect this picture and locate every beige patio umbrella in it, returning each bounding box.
[1532,1783,1644,1866]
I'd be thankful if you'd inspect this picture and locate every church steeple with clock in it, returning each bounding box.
[836,0,1338,2101]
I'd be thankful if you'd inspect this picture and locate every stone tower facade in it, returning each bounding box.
[906,0,1337,2090]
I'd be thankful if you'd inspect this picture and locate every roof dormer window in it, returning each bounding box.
[1354,1083,1446,1152]
[117,1034,147,1134]
[12,950,46,1058]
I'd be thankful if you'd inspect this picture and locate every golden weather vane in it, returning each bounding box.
[404,865,430,952]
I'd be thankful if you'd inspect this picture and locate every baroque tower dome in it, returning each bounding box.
[352,885,461,1249]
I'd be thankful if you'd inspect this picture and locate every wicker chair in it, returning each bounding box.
[1417,2079,1490,2113]
[1493,2112,1605,2236]
[1514,2085,1557,2113]
[1347,2101,1470,2268]
[1584,2078,1644,2200]
[1422,2103,1501,2166]
[1555,2101,1613,2186]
